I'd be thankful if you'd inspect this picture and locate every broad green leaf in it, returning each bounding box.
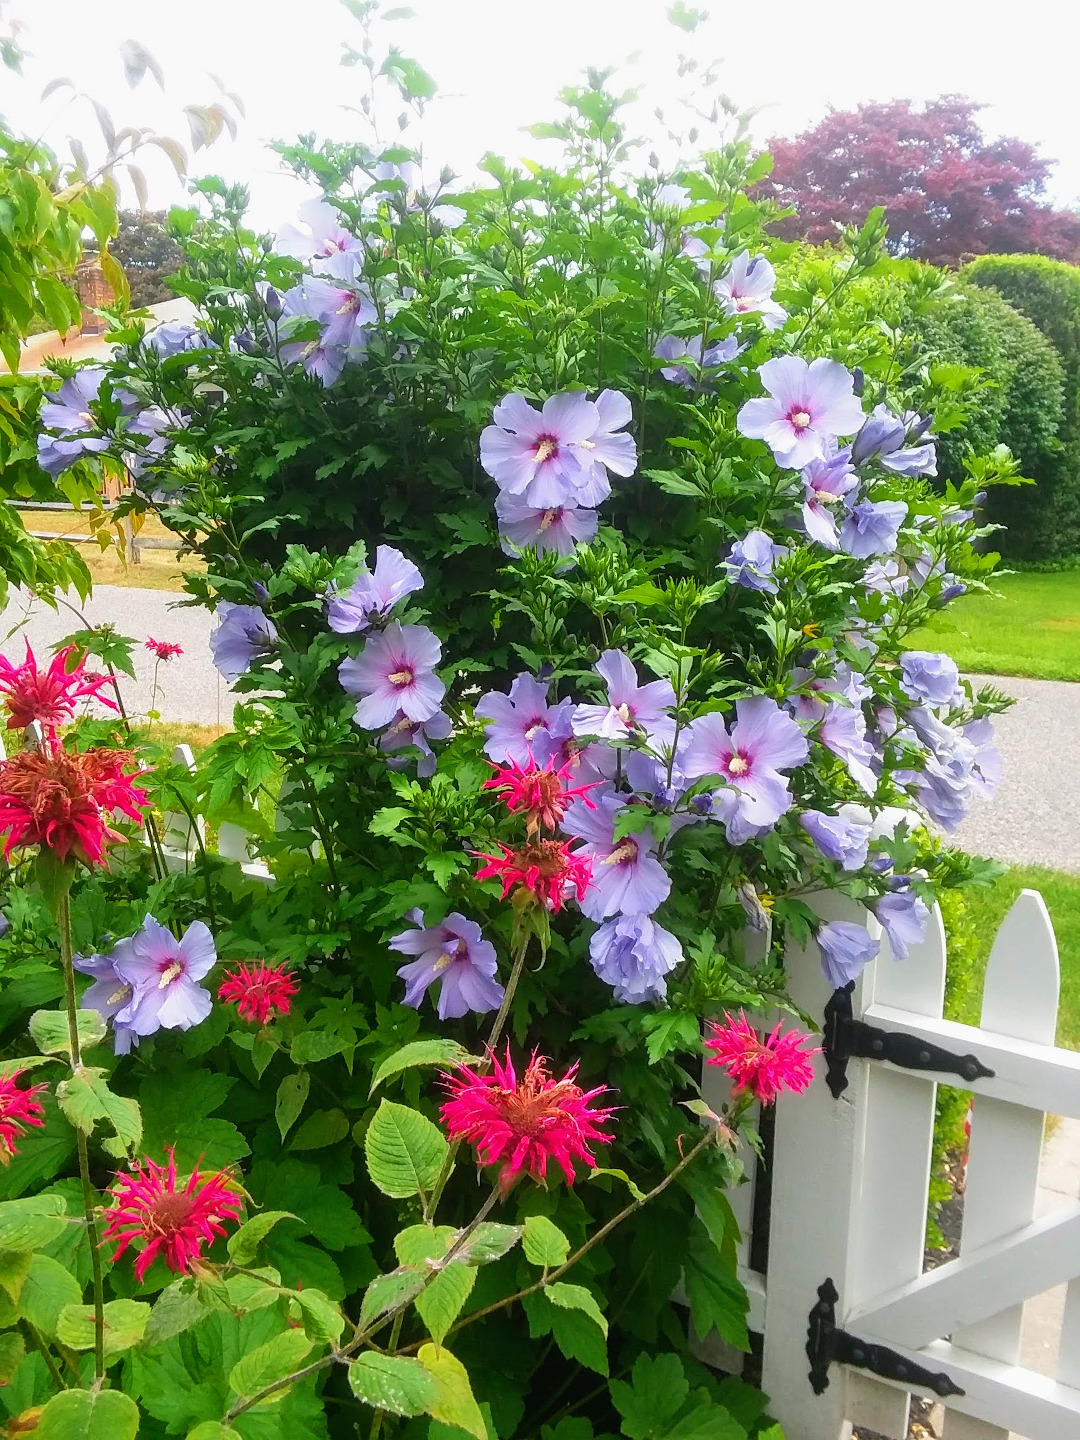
[0,1330,24,1382]
[144,1279,204,1346]
[456,1221,521,1265]
[418,1342,486,1440]
[55,1067,141,1155]
[523,1215,569,1268]
[683,1221,749,1351]
[393,1223,454,1266]
[0,1195,68,1250]
[364,1100,448,1199]
[292,1286,346,1342]
[369,1038,473,1094]
[0,1054,59,1081]
[29,1007,106,1056]
[0,1249,31,1302]
[228,1326,313,1397]
[546,1282,608,1337]
[57,1297,150,1359]
[290,1107,350,1151]
[610,1353,689,1439]
[186,1425,244,1440]
[416,1260,475,1345]
[35,1387,140,1439]
[18,1252,81,1337]
[275,1071,310,1141]
[358,1266,425,1331]
[227,1210,296,1265]
[666,1404,745,1440]
[348,1352,436,1417]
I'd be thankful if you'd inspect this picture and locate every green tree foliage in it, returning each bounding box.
[967,254,1080,557]
[105,209,184,308]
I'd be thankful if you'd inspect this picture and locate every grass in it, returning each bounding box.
[19,507,200,593]
[959,866,1080,1050]
[908,572,1080,681]
[130,720,227,755]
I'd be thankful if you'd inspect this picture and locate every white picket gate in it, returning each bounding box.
[710,889,1080,1440]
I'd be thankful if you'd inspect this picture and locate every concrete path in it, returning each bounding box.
[953,674,1080,874]
[0,585,234,728]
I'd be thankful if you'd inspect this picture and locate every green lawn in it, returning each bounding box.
[958,866,1080,1050]
[909,572,1080,681]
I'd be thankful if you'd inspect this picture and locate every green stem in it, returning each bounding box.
[19,1319,67,1390]
[58,893,105,1382]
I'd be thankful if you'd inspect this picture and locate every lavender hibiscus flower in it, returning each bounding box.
[145,322,216,359]
[816,920,880,988]
[379,709,453,777]
[389,910,504,1019]
[495,493,598,558]
[327,546,424,633]
[210,602,279,682]
[110,916,216,1038]
[589,913,683,1003]
[562,796,671,921]
[36,368,116,476]
[737,357,865,468]
[275,197,366,280]
[800,810,871,871]
[278,288,349,386]
[571,650,677,748]
[801,451,858,549]
[479,390,637,508]
[475,673,575,768]
[900,652,963,708]
[874,886,931,960]
[839,500,907,558]
[681,696,809,841]
[851,405,936,477]
[818,702,878,795]
[713,251,787,330]
[339,621,445,729]
[722,530,788,592]
[75,949,139,1055]
[653,333,742,389]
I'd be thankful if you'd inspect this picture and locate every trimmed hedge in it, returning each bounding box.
[967,255,1080,558]
[917,279,1068,557]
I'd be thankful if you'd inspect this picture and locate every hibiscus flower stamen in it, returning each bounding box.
[727,754,751,776]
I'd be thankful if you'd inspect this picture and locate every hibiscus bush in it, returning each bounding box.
[0,16,1015,1440]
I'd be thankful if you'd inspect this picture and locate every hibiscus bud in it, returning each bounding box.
[252,580,270,604]
[440,165,455,186]
[907,412,933,442]
[262,286,282,321]
[852,366,865,396]
[937,581,967,605]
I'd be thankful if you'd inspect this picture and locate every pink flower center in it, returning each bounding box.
[388,667,415,688]
[523,718,548,739]
[158,961,183,989]
[789,409,812,430]
[727,753,750,777]
[539,508,562,531]
[534,436,558,464]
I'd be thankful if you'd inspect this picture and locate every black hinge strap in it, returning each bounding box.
[823,983,995,1100]
[807,1280,964,1398]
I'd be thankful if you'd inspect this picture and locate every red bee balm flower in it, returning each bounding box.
[441,1047,615,1192]
[101,1149,243,1282]
[218,961,299,1025]
[704,1012,819,1105]
[474,838,592,913]
[145,638,184,661]
[0,1070,47,1164]
[0,640,117,734]
[483,756,600,836]
[0,742,148,865]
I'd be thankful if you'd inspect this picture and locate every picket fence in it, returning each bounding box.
[31,741,1080,1438]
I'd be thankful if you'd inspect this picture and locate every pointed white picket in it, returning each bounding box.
[160,743,204,869]
[945,890,1061,1440]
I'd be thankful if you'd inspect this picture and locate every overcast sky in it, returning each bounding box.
[4,0,1079,231]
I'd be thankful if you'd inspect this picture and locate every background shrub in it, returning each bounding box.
[966,255,1080,558]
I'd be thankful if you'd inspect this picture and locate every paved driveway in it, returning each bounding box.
[952,674,1080,873]
[0,585,233,728]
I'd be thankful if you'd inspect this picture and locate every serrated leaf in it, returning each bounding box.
[20,1253,81,1337]
[57,1297,149,1358]
[522,1215,569,1269]
[418,1343,486,1440]
[456,1221,521,1264]
[0,1331,23,1382]
[0,1196,68,1251]
[609,1353,688,1439]
[348,1352,436,1416]
[55,1067,141,1153]
[290,1107,350,1151]
[228,1327,313,1397]
[227,1210,296,1265]
[364,1100,448,1199]
[185,1425,244,1440]
[370,1038,473,1094]
[292,1286,345,1342]
[144,1279,204,1346]
[358,1266,425,1331]
[416,1260,475,1344]
[29,1008,106,1055]
[275,1071,309,1141]
[546,1281,608,1337]
[35,1388,140,1439]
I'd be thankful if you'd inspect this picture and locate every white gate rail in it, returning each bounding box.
[737,889,1080,1440]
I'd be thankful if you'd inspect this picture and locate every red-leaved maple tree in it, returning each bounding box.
[757,96,1080,267]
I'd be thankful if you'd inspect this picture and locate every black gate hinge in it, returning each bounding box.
[823,982,995,1100]
[807,1279,963,1399]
